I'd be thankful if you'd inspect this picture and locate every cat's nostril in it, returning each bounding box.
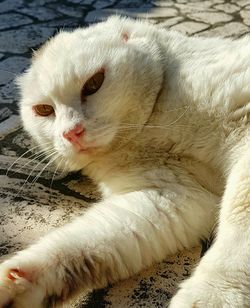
[75,131,83,137]
[63,124,85,143]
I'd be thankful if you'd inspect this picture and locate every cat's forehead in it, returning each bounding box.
[34,30,106,68]
[26,26,121,98]
[19,17,150,100]
[33,18,126,65]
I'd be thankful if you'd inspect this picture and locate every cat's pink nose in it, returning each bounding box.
[63,124,85,143]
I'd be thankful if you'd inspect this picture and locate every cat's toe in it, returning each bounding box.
[169,271,249,308]
[0,261,46,308]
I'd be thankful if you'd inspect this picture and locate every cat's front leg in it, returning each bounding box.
[0,184,216,307]
[170,151,250,308]
[0,237,73,307]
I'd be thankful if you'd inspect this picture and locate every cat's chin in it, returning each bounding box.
[61,148,99,172]
[77,147,97,155]
[62,159,88,172]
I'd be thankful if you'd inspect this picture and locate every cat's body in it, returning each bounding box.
[0,17,250,307]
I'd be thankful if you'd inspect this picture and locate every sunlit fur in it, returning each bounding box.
[0,16,250,307]
[18,17,163,172]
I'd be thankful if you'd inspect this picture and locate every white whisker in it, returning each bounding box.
[7,145,43,175]
[32,153,60,184]
[50,156,64,189]
[6,142,52,175]
[13,147,55,175]
[15,151,58,197]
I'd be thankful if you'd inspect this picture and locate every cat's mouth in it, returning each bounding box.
[75,143,100,155]
[69,139,96,155]
[78,147,96,154]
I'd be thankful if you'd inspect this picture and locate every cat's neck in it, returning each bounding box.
[84,31,250,194]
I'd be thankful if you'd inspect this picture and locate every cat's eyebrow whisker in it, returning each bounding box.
[120,107,189,124]
[118,124,192,131]
[116,123,192,133]
[118,107,191,130]
[119,123,192,129]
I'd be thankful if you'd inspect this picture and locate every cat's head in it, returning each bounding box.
[18,16,163,171]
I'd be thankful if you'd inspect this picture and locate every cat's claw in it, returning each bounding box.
[0,260,45,308]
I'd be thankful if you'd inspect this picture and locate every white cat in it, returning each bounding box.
[0,16,250,307]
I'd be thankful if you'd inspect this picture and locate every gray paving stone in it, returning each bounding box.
[0,0,23,13]
[0,56,27,104]
[157,16,184,28]
[43,18,80,29]
[84,9,110,23]
[85,7,178,23]
[188,12,232,25]
[175,2,215,14]
[210,0,225,3]
[50,4,86,18]
[0,57,29,85]
[240,9,250,26]
[27,0,57,6]
[0,115,21,139]
[67,0,92,3]
[0,107,11,122]
[0,13,33,30]
[93,0,116,9]
[200,22,250,37]
[214,3,240,14]
[171,21,209,35]
[136,7,178,18]
[232,0,250,7]
[17,7,62,21]
[152,1,175,7]
[0,26,54,54]
[0,81,18,104]
[116,0,153,9]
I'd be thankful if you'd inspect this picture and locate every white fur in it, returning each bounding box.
[0,16,250,307]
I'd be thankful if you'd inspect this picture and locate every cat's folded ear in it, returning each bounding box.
[105,15,131,42]
[105,15,154,44]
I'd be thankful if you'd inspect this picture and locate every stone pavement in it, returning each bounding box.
[0,0,250,307]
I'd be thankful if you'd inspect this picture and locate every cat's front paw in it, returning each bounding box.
[0,257,47,308]
[169,267,250,308]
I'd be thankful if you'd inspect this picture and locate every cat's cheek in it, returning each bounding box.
[56,152,87,171]
[87,129,117,148]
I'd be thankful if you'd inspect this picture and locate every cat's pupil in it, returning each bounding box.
[81,71,105,101]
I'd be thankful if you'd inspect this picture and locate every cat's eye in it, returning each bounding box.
[81,71,105,101]
[33,104,54,117]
